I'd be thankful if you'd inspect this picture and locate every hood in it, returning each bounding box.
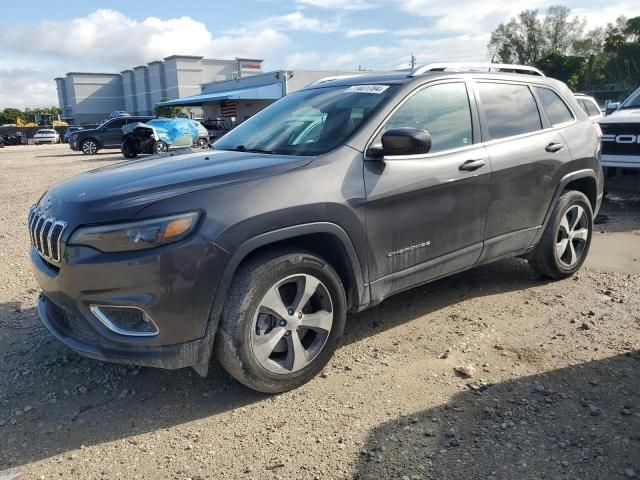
[40,149,312,223]
[599,108,640,124]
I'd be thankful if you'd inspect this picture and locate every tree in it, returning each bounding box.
[154,97,184,117]
[543,6,586,54]
[623,16,640,42]
[535,52,585,89]
[489,10,544,64]
[0,108,24,124]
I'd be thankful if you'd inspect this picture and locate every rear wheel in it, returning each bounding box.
[529,190,593,279]
[81,139,98,155]
[215,250,347,393]
[196,137,208,148]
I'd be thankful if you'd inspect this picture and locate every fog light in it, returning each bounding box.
[90,305,159,337]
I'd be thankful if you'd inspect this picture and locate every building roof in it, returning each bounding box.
[155,83,284,107]
[163,55,205,61]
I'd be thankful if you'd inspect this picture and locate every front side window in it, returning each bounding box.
[620,87,640,110]
[476,83,542,140]
[534,87,574,126]
[103,119,126,130]
[214,84,397,156]
[376,82,473,154]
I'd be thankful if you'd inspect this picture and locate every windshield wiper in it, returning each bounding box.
[232,145,276,154]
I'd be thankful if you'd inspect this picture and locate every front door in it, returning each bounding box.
[364,81,491,299]
[102,119,127,147]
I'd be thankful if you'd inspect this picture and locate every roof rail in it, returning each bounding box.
[409,62,545,77]
[305,74,365,87]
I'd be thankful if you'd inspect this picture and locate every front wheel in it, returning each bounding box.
[121,138,138,159]
[529,190,593,279]
[152,140,168,155]
[196,137,208,148]
[215,250,347,393]
[81,139,99,155]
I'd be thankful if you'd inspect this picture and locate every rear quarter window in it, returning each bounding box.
[534,87,574,126]
[476,83,542,140]
[584,100,601,117]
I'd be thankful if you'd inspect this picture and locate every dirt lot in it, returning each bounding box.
[1,144,639,480]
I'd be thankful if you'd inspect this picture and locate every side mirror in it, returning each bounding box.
[605,102,619,116]
[370,128,432,158]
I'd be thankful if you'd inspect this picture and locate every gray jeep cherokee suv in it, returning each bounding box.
[29,63,603,393]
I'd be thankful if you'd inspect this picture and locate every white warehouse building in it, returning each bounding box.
[54,56,264,124]
[157,69,366,127]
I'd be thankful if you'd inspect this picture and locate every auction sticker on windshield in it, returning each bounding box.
[344,85,389,94]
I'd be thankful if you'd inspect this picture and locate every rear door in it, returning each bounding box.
[474,81,573,261]
[364,80,491,296]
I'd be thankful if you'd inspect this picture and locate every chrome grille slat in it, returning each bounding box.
[27,205,67,263]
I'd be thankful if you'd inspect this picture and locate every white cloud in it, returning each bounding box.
[345,28,387,38]
[0,68,59,109]
[296,0,373,10]
[397,0,640,36]
[230,11,340,34]
[397,0,557,34]
[573,2,640,30]
[0,9,289,108]
[1,9,289,65]
[285,33,490,71]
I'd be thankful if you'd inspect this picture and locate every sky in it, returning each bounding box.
[0,0,638,108]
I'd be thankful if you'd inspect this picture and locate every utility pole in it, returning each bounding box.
[410,53,416,69]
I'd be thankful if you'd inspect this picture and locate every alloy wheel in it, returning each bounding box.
[556,204,589,267]
[82,140,97,154]
[251,274,333,374]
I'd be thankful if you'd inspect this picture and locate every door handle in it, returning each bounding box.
[545,142,564,153]
[459,159,486,172]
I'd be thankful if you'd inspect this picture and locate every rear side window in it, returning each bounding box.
[584,100,600,117]
[106,119,126,129]
[380,82,473,153]
[534,87,574,125]
[476,83,542,140]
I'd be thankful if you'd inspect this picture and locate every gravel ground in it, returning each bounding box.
[0,144,639,480]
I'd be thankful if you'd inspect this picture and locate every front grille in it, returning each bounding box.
[601,123,640,156]
[28,205,67,263]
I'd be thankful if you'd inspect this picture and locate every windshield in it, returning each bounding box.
[214,84,398,156]
[620,87,640,109]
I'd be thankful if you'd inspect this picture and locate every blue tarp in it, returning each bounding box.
[124,118,206,146]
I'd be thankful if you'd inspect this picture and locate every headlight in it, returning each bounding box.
[68,212,200,252]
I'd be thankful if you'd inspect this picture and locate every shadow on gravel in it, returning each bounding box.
[598,187,640,233]
[352,352,640,480]
[0,258,550,469]
[342,257,550,347]
[0,298,265,469]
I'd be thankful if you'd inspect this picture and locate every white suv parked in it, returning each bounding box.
[33,129,60,145]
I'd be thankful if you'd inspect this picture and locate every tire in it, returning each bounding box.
[215,249,347,393]
[121,139,138,159]
[196,137,208,148]
[529,190,593,279]
[81,139,99,155]
[152,140,168,155]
